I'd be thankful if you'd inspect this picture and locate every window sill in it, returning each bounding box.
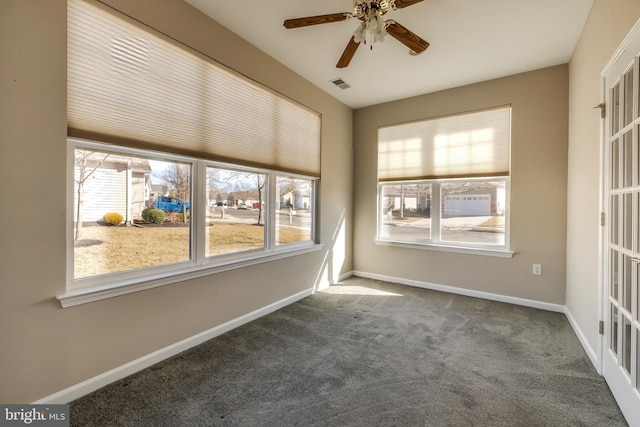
[58,244,323,308]
[375,239,514,258]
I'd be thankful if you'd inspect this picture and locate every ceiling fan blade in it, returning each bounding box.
[284,13,351,29]
[336,37,361,68]
[385,21,429,54]
[392,0,424,8]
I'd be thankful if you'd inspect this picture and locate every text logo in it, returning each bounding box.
[0,405,69,427]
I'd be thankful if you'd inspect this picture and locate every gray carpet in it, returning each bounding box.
[70,277,627,426]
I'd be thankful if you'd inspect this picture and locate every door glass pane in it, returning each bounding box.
[624,68,634,127]
[634,126,640,185]
[637,125,640,184]
[636,329,640,387]
[624,131,633,187]
[623,316,632,376]
[276,176,314,245]
[612,138,620,189]
[612,194,619,245]
[623,254,633,311]
[624,193,633,250]
[612,304,619,356]
[638,263,640,321]
[380,183,432,243]
[611,249,619,300]
[637,193,640,253]
[73,150,192,280]
[205,167,266,257]
[612,83,620,136]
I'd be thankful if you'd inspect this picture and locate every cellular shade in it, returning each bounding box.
[378,106,511,181]
[67,0,321,176]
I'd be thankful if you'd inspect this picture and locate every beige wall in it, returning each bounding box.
[566,1,640,356]
[0,0,353,403]
[353,65,569,304]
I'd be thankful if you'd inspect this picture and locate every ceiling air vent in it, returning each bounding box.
[330,78,351,90]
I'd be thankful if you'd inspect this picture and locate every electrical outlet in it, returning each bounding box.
[532,264,542,275]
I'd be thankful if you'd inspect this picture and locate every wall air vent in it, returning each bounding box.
[330,78,351,90]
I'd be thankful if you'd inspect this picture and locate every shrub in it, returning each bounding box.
[103,212,124,226]
[142,208,165,224]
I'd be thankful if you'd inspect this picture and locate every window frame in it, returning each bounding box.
[377,177,512,258]
[62,139,321,308]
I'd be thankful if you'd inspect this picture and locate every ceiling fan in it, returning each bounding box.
[283,0,429,68]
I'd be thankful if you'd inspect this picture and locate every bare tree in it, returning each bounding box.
[74,150,110,241]
[255,174,265,225]
[161,164,190,223]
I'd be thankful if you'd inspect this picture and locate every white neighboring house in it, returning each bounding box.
[73,152,152,223]
[149,183,168,204]
[279,190,311,210]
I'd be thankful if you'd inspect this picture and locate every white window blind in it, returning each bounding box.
[67,0,321,176]
[378,106,511,181]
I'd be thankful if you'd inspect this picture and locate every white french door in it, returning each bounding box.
[602,19,640,427]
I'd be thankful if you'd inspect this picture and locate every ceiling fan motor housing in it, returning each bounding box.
[353,1,393,21]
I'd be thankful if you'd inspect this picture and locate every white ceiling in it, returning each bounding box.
[186,0,594,109]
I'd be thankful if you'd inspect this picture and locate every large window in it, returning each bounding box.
[377,107,511,254]
[64,0,320,304]
[379,179,508,248]
[70,141,318,293]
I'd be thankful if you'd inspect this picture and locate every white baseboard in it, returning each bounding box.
[351,270,565,313]
[564,306,600,373]
[338,271,354,282]
[33,287,314,404]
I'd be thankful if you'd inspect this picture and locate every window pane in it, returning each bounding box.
[73,149,191,279]
[206,167,266,256]
[624,67,634,127]
[624,192,633,251]
[440,180,506,246]
[611,249,619,300]
[623,254,632,312]
[638,262,640,322]
[624,131,633,187]
[637,329,640,388]
[611,304,619,356]
[612,83,620,136]
[276,176,314,245]
[637,125,640,185]
[623,316,632,376]
[612,138,620,189]
[379,183,432,243]
[611,194,619,245]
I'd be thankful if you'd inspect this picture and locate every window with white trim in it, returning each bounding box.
[66,0,320,296]
[377,107,511,254]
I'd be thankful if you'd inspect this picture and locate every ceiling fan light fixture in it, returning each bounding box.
[373,26,387,43]
[353,23,366,43]
[366,14,381,30]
